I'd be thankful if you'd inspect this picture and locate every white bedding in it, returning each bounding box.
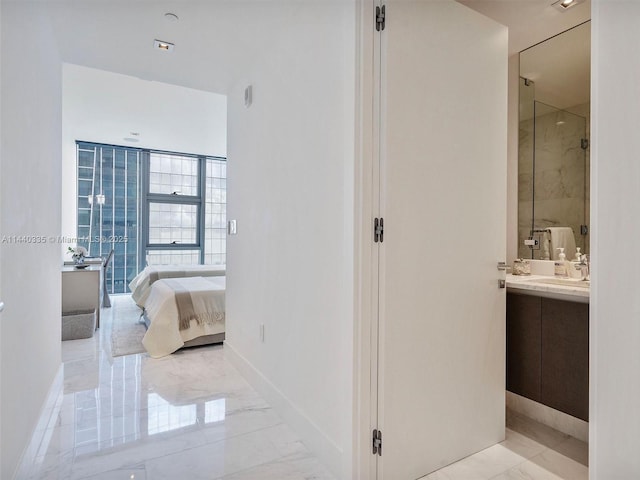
[142,276,225,358]
[129,264,225,308]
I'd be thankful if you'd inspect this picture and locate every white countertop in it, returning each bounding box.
[506,274,590,304]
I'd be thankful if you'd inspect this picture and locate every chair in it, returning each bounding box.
[102,249,114,308]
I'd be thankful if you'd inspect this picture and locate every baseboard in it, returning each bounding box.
[506,391,588,442]
[14,364,64,480]
[224,341,344,478]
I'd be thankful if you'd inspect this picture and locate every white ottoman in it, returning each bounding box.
[62,309,96,340]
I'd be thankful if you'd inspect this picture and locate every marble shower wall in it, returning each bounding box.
[518,102,590,260]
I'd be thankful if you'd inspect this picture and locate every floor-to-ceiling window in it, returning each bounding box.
[77,142,141,294]
[77,142,226,294]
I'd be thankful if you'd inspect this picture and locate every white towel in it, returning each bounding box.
[548,227,576,261]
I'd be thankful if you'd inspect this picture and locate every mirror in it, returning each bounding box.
[518,22,591,260]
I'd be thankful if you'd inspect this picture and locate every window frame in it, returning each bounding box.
[140,150,208,264]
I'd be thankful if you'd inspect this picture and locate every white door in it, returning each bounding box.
[374,1,508,478]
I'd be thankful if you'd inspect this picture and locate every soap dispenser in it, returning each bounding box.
[568,247,583,278]
[554,248,568,277]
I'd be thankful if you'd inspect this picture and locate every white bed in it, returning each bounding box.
[142,276,225,358]
[129,264,225,308]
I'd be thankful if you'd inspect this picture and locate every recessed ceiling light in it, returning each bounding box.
[153,39,174,53]
[164,12,179,22]
[123,137,140,143]
[551,0,585,12]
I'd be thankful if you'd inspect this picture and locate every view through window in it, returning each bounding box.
[77,142,226,293]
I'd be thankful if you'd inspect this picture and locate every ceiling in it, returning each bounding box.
[459,0,591,109]
[457,0,590,55]
[520,22,590,109]
[47,1,287,95]
[47,0,591,104]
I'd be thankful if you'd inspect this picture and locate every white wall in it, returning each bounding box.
[0,3,62,478]
[0,1,3,467]
[61,64,227,247]
[224,1,356,478]
[590,1,640,477]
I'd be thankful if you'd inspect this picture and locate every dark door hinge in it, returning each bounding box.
[581,138,589,150]
[374,217,384,243]
[372,428,382,456]
[376,5,386,32]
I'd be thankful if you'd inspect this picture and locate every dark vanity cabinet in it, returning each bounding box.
[506,294,542,402]
[506,293,589,421]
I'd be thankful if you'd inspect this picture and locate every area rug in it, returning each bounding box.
[110,296,147,357]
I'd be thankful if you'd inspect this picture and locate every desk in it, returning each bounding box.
[63,257,103,266]
[62,265,102,328]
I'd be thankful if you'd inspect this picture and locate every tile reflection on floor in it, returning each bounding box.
[31,295,335,480]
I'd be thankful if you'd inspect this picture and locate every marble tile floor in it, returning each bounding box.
[30,295,336,480]
[31,295,588,479]
[421,411,588,480]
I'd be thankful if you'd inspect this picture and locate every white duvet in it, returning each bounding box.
[142,276,225,358]
[129,264,226,308]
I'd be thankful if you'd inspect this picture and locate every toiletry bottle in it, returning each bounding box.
[554,247,568,277]
[567,247,583,278]
[574,247,582,262]
[513,259,530,276]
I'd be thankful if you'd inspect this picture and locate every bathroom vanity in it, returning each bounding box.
[505,274,589,422]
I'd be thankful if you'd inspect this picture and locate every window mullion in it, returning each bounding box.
[199,156,206,264]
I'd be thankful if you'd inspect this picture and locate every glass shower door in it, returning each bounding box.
[531,102,588,260]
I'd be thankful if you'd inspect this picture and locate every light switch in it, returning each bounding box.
[227,219,237,235]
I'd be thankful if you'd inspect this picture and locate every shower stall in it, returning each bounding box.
[518,77,590,260]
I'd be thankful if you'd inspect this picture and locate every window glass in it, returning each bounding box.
[146,250,201,265]
[204,158,227,265]
[148,203,198,245]
[76,143,141,294]
[149,153,199,196]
